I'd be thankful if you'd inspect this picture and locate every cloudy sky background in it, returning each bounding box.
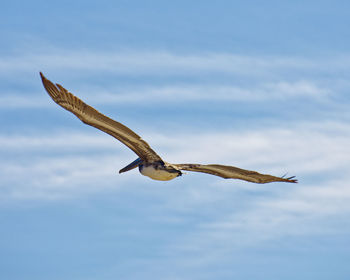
[1,1,350,279]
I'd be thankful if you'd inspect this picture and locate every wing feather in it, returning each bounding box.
[173,163,297,183]
[40,72,162,162]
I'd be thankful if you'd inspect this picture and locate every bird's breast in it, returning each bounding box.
[139,164,180,181]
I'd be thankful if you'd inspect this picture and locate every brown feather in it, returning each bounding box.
[40,72,163,162]
[173,163,297,183]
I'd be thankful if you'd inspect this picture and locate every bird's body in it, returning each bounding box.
[139,161,182,181]
[40,72,297,184]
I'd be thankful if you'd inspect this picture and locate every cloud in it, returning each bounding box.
[187,177,350,251]
[0,80,331,110]
[0,51,303,75]
[89,80,329,103]
[1,120,349,201]
[1,49,346,114]
[2,50,350,81]
[161,171,350,264]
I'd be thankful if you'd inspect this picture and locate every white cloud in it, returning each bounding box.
[0,80,331,109]
[0,51,298,75]
[1,120,349,200]
[1,155,124,200]
[191,177,350,248]
[1,50,350,80]
[1,50,346,112]
[160,175,350,265]
[0,94,49,108]
[0,132,116,150]
[94,80,328,103]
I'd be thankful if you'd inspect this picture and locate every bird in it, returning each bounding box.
[40,72,297,184]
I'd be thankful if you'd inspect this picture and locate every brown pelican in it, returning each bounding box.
[40,72,297,184]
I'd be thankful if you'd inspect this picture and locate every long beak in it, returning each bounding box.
[119,158,143,173]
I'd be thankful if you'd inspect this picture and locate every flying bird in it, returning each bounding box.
[40,72,297,184]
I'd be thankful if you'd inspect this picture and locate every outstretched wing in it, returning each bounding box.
[173,163,297,184]
[40,72,163,162]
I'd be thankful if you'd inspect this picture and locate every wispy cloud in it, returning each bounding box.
[2,50,350,76]
[1,80,330,109]
[179,177,350,254]
[87,80,330,103]
[1,50,347,115]
[1,120,349,200]
[0,51,310,75]
[160,170,350,266]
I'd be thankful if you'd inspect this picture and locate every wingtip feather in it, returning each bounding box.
[281,174,298,183]
[39,72,46,80]
[285,177,298,183]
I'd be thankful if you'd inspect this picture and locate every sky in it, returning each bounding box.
[1,0,350,279]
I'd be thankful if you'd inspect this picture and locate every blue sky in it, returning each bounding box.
[1,1,350,279]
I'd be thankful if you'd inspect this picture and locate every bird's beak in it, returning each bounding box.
[119,158,143,173]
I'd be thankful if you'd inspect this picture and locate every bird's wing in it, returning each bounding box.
[173,163,297,183]
[40,72,163,162]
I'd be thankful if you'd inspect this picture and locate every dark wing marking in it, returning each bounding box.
[40,72,163,162]
[173,163,297,184]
